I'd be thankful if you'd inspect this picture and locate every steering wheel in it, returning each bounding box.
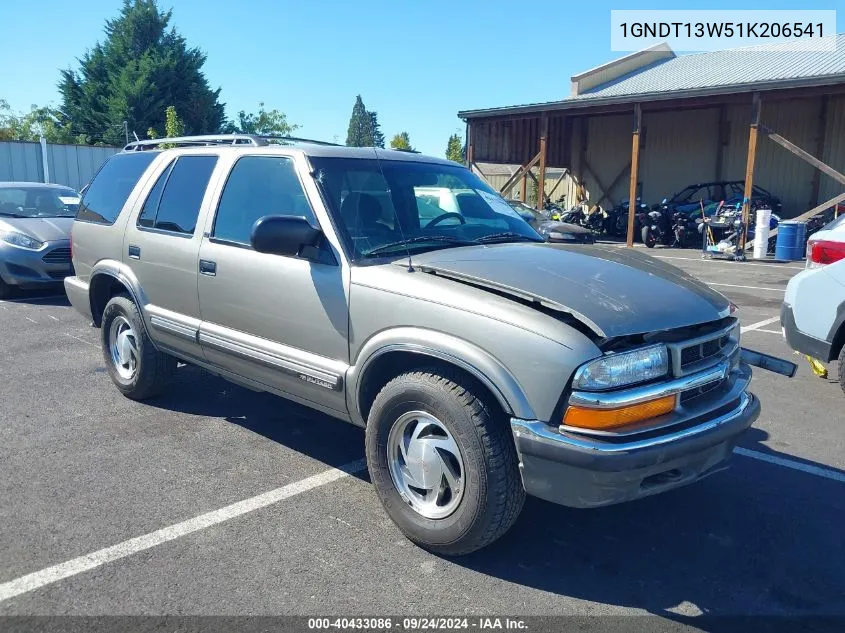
[425,212,466,228]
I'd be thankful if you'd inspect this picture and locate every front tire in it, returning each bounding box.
[365,370,524,556]
[100,294,175,400]
[0,278,13,299]
[642,226,657,248]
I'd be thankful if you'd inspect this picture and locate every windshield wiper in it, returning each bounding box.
[0,211,26,218]
[474,232,543,244]
[365,235,474,257]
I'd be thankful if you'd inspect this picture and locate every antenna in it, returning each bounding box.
[369,147,414,272]
[133,131,140,142]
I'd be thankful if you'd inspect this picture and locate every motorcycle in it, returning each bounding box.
[640,198,675,248]
[607,198,648,238]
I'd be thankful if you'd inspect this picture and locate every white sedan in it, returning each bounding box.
[781,214,845,394]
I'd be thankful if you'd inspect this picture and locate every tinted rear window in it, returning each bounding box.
[76,153,157,225]
[150,156,217,234]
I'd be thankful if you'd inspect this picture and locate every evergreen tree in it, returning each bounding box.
[58,0,225,145]
[368,111,385,148]
[445,133,463,162]
[345,95,374,147]
[390,132,413,151]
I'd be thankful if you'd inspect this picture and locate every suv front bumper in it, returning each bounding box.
[510,374,760,508]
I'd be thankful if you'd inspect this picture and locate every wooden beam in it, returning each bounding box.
[808,96,830,208]
[581,158,616,210]
[537,113,548,210]
[594,159,632,210]
[739,94,761,253]
[498,151,542,196]
[546,168,569,201]
[763,127,845,188]
[626,104,642,248]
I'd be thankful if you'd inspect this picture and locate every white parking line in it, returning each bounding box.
[705,282,785,293]
[734,447,845,484]
[64,333,97,347]
[741,316,781,333]
[0,459,367,604]
[655,255,805,271]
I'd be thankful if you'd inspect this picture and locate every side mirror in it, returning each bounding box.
[250,215,322,257]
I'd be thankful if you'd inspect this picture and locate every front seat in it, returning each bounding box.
[339,192,393,252]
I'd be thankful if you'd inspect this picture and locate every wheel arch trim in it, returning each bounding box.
[348,327,537,426]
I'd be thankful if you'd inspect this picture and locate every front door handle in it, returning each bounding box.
[199,259,217,276]
[128,245,141,259]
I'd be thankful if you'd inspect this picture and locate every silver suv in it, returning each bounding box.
[66,135,761,554]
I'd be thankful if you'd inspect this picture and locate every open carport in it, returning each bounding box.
[459,36,845,246]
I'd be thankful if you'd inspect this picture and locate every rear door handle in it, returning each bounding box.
[128,245,141,259]
[199,259,217,276]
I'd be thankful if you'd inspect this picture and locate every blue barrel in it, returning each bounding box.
[774,221,807,261]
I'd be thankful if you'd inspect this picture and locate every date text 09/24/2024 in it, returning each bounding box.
[307,617,528,630]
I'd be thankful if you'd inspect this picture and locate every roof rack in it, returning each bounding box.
[123,134,341,151]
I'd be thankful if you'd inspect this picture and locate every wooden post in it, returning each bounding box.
[465,122,474,168]
[715,105,727,181]
[739,93,762,253]
[809,96,829,208]
[520,174,528,202]
[626,104,642,247]
[537,114,548,209]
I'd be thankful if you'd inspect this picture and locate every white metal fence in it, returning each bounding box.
[0,140,119,192]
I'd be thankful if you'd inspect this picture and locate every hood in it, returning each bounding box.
[0,217,73,243]
[406,243,730,338]
[538,221,591,234]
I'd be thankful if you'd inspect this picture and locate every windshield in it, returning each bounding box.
[0,186,80,218]
[311,158,543,259]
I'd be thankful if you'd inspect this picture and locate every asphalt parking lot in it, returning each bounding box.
[1,247,843,626]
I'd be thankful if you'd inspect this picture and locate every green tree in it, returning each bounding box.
[368,111,385,148]
[0,100,85,144]
[58,0,225,145]
[346,95,374,147]
[165,105,184,138]
[226,102,298,136]
[445,133,463,162]
[390,131,413,151]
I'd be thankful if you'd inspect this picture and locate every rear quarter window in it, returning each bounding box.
[76,152,158,225]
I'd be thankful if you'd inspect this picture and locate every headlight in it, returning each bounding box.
[573,344,669,391]
[0,230,44,250]
[548,231,574,241]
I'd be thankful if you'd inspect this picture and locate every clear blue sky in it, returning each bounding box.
[1,0,842,155]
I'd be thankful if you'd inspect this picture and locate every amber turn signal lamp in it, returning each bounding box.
[563,395,676,430]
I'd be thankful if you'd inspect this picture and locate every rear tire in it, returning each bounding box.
[838,345,845,397]
[365,369,524,556]
[100,294,175,400]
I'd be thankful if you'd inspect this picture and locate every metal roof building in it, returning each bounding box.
[459,35,845,243]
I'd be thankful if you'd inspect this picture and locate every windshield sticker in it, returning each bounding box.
[478,190,522,219]
[58,196,81,205]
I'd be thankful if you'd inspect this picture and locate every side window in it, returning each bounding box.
[140,155,217,234]
[212,156,315,245]
[137,161,174,228]
[76,152,157,225]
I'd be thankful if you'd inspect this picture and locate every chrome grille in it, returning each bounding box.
[42,248,71,264]
[664,320,739,378]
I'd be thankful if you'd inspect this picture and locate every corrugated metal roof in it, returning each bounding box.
[460,34,845,118]
[577,34,845,100]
